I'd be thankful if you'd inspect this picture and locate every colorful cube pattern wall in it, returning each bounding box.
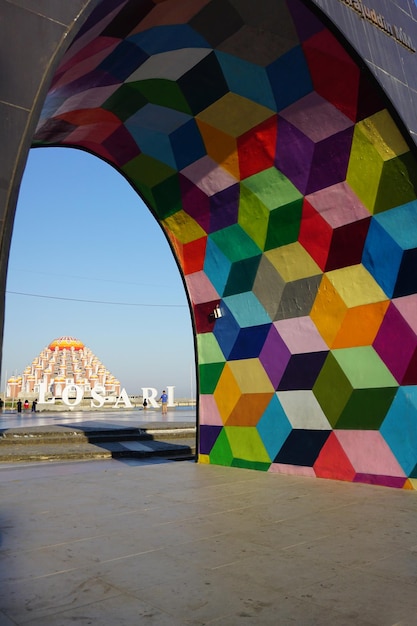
[34,0,417,489]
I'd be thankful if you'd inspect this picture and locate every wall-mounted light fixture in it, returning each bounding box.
[208,304,222,322]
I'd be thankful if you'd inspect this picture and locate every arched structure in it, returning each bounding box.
[2,0,417,488]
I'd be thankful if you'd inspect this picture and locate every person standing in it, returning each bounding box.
[17,399,22,413]
[159,390,168,415]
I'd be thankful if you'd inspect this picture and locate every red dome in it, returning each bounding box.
[48,336,84,351]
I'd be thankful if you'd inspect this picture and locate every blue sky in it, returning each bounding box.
[1,148,196,398]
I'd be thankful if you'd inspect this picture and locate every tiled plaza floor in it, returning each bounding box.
[0,451,416,625]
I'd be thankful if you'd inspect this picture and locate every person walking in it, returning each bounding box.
[159,390,168,415]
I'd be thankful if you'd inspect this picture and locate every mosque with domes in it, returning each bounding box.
[6,337,121,400]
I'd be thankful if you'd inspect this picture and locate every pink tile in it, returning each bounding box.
[64,121,120,145]
[53,39,120,90]
[269,463,316,477]
[181,156,238,196]
[60,6,125,66]
[279,92,353,143]
[305,181,370,228]
[199,394,223,426]
[186,271,219,304]
[335,430,406,476]
[274,317,328,354]
[56,85,120,116]
[392,294,417,334]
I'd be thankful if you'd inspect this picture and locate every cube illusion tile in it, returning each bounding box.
[33,0,417,488]
[346,110,417,215]
[313,347,398,429]
[363,201,417,298]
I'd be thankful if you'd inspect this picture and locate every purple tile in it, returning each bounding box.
[259,325,291,389]
[179,175,211,232]
[373,303,417,384]
[60,69,121,96]
[275,118,313,194]
[353,473,407,488]
[102,124,141,165]
[305,127,354,195]
[286,0,325,42]
[210,184,240,233]
[199,425,223,455]
[277,351,328,390]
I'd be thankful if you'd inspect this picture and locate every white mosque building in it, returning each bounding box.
[6,336,121,400]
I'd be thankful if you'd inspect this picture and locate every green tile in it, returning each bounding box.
[102,83,147,121]
[231,458,270,471]
[209,224,261,262]
[152,173,182,219]
[209,428,234,466]
[134,79,192,115]
[264,198,303,250]
[313,352,353,427]
[336,387,398,429]
[331,346,398,389]
[199,362,225,394]
[197,333,225,364]
[238,185,269,250]
[225,426,271,462]
[373,152,417,214]
[223,255,262,296]
[242,167,303,209]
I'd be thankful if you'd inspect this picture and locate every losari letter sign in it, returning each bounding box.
[38,382,175,408]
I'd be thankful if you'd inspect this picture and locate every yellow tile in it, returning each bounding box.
[325,264,388,306]
[345,125,382,214]
[197,92,275,138]
[227,358,275,393]
[265,242,321,281]
[163,210,206,243]
[357,109,409,160]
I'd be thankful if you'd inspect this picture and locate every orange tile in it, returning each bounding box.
[332,300,389,348]
[310,275,347,347]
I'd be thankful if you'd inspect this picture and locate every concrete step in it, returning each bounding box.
[0,427,195,445]
[0,424,196,463]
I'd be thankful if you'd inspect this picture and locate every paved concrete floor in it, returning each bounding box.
[0,454,416,625]
[0,407,196,430]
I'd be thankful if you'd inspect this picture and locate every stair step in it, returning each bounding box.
[0,426,196,446]
[0,424,196,463]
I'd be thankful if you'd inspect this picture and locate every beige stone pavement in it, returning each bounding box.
[0,454,416,625]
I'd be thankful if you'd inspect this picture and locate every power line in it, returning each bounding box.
[6,290,188,308]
